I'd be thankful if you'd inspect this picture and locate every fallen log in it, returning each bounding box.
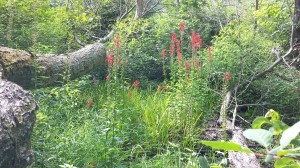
[0,42,106,89]
[0,80,38,168]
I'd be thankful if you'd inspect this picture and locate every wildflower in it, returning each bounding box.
[180,22,185,34]
[207,46,212,62]
[134,80,139,89]
[169,44,174,56]
[224,71,231,82]
[128,90,132,99]
[106,50,114,67]
[175,39,181,53]
[196,60,200,71]
[184,61,190,70]
[161,48,166,58]
[191,32,202,51]
[177,52,182,63]
[172,32,177,43]
[86,99,94,107]
[106,75,109,81]
[114,35,121,48]
[118,60,122,65]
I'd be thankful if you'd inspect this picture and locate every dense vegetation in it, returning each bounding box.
[0,0,299,167]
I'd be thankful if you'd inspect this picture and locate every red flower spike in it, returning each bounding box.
[172,32,177,43]
[114,35,121,48]
[161,48,166,58]
[196,60,200,71]
[169,44,174,56]
[86,99,94,107]
[106,75,109,81]
[184,61,190,70]
[134,80,139,89]
[224,71,231,82]
[128,90,132,99]
[180,22,185,34]
[106,50,114,67]
[177,52,182,63]
[191,32,202,51]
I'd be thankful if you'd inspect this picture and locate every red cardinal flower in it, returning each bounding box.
[177,52,182,63]
[106,50,114,67]
[191,32,202,51]
[172,32,177,43]
[133,80,139,89]
[128,90,132,99]
[180,22,185,34]
[224,71,231,82]
[184,61,190,70]
[106,75,109,81]
[86,99,94,107]
[114,35,121,48]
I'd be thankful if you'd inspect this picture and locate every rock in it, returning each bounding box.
[0,80,38,168]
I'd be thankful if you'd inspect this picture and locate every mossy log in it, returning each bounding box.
[0,42,106,89]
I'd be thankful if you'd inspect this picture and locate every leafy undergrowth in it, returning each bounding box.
[29,77,218,168]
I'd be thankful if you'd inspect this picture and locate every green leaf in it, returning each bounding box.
[199,156,210,168]
[200,141,252,153]
[265,109,280,120]
[252,117,270,128]
[274,157,299,168]
[277,147,300,157]
[243,129,273,147]
[280,121,300,149]
[270,120,289,135]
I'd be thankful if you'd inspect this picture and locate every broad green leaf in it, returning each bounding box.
[200,141,252,153]
[265,109,280,120]
[252,117,270,128]
[270,120,289,135]
[277,147,300,157]
[280,121,300,149]
[243,129,273,147]
[274,157,299,168]
[199,156,210,168]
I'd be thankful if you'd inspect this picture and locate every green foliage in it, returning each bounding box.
[243,129,273,148]
[201,109,300,167]
[200,141,252,153]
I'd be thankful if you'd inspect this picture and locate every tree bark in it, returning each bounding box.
[0,80,38,168]
[135,0,143,19]
[0,42,106,89]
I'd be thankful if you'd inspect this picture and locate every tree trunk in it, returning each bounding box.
[293,0,300,45]
[0,42,106,89]
[0,80,38,168]
[135,0,143,19]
